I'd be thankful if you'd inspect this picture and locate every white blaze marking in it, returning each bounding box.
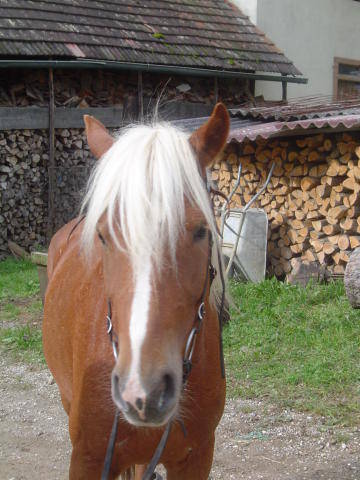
[123,257,152,404]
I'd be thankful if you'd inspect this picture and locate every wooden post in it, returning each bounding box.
[47,67,56,243]
[214,76,219,104]
[282,77,288,101]
[138,71,143,120]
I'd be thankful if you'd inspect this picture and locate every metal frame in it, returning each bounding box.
[219,162,275,279]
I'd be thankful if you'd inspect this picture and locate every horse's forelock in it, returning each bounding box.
[80,122,225,303]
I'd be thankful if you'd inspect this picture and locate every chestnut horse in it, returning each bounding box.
[43,103,230,479]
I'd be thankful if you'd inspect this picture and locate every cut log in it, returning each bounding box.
[343,177,360,192]
[302,249,316,262]
[338,235,350,251]
[350,236,360,249]
[323,224,341,235]
[323,242,336,255]
[327,205,348,221]
[313,219,328,232]
[340,218,358,233]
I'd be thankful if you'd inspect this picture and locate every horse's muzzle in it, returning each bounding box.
[112,371,177,426]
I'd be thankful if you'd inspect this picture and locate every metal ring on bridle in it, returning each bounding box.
[106,315,113,335]
[184,326,198,363]
[111,340,118,360]
[198,302,205,321]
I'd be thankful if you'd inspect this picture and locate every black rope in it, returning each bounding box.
[142,421,173,480]
[101,409,120,480]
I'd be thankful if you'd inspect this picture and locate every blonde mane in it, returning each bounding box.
[81,122,223,298]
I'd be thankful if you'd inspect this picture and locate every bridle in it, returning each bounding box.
[101,226,226,480]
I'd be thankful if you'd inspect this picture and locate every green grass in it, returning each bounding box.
[225,279,360,426]
[0,258,43,362]
[0,257,39,300]
[0,325,44,363]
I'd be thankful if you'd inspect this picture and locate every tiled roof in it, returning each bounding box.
[0,0,302,76]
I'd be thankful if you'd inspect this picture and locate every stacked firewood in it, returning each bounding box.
[212,132,360,278]
[0,128,96,258]
[0,69,248,108]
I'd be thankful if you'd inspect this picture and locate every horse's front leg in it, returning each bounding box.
[69,445,118,480]
[164,434,215,480]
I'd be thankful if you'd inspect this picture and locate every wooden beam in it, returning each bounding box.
[0,107,125,130]
[0,102,214,130]
[282,79,288,101]
[214,76,219,104]
[47,68,56,243]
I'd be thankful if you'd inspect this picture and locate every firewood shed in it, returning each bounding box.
[210,95,360,280]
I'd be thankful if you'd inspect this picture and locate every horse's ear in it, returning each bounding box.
[84,115,114,159]
[190,103,230,171]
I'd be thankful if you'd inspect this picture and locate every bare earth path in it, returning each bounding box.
[1,355,359,480]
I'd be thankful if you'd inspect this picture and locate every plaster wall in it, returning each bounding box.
[255,0,360,99]
[230,0,257,23]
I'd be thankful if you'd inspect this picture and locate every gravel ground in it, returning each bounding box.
[0,355,359,480]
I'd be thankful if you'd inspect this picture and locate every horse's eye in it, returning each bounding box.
[97,231,107,246]
[193,225,207,242]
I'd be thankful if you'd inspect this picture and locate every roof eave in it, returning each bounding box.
[0,58,308,84]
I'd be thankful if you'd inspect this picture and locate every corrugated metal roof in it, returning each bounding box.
[229,114,360,142]
[233,95,360,121]
[0,0,302,76]
[173,115,260,133]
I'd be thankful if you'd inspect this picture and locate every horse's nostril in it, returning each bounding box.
[158,373,175,412]
[135,397,144,411]
[111,372,130,413]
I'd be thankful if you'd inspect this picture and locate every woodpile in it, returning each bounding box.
[0,128,95,258]
[213,131,360,278]
[0,69,247,108]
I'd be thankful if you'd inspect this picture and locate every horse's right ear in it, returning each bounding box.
[84,115,114,159]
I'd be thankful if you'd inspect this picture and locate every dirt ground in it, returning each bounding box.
[0,354,359,480]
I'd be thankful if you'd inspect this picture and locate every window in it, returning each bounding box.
[334,58,360,98]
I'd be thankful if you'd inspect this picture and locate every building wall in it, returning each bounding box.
[230,0,257,23]
[254,0,360,99]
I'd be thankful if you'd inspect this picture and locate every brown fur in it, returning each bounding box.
[43,104,229,479]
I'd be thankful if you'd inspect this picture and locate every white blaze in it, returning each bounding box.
[124,257,152,402]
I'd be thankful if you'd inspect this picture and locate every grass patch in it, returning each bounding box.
[1,302,21,321]
[225,279,360,426]
[0,257,43,363]
[0,325,44,363]
[0,257,39,300]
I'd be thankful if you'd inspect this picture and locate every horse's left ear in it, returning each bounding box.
[190,103,230,172]
[84,115,114,159]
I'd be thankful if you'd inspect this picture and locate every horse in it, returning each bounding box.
[43,103,230,479]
